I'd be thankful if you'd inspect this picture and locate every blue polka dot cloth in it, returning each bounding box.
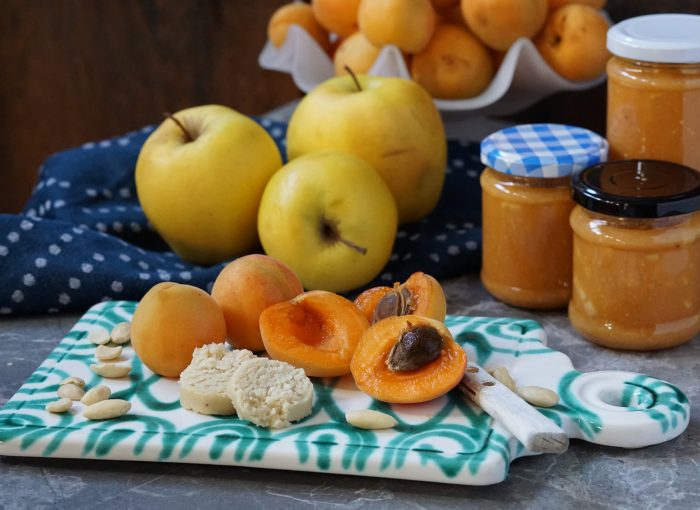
[481,123,608,178]
[0,117,483,315]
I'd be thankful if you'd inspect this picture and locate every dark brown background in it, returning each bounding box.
[2,0,699,213]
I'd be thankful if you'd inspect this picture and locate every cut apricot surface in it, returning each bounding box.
[350,315,466,404]
[260,290,369,377]
[353,286,392,323]
[354,272,447,324]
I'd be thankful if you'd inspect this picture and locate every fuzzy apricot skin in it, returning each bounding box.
[131,282,227,378]
[358,0,437,54]
[350,315,467,403]
[211,254,304,351]
[411,24,494,99]
[404,272,447,322]
[268,3,330,52]
[260,290,370,377]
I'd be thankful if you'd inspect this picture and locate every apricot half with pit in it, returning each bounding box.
[354,271,447,324]
[350,315,467,403]
[260,290,370,377]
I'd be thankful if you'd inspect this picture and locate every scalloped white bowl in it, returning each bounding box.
[259,25,606,118]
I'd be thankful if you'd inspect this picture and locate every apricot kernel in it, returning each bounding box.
[386,323,444,372]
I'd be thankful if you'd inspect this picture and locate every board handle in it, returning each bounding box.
[459,363,569,454]
[561,370,690,448]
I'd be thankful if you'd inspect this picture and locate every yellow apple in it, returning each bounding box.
[135,105,282,265]
[257,150,398,293]
[286,74,446,224]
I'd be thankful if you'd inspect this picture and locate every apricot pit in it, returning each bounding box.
[354,272,447,324]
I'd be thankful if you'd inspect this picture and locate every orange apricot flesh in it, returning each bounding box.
[350,315,467,403]
[260,290,370,377]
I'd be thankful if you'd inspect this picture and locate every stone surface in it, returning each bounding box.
[1,275,698,509]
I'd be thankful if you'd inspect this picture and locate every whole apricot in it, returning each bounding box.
[211,254,304,351]
[548,0,606,8]
[333,32,382,76]
[535,4,610,81]
[268,2,330,52]
[411,24,494,99]
[358,0,437,54]
[312,0,362,38]
[131,282,226,378]
[431,0,460,10]
[461,0,548,52]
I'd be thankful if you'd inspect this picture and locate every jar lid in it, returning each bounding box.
[480,124,608,178]
[607,14,700,64]
[571,160,700,218]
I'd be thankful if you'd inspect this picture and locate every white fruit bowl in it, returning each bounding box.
[259,24,606,118]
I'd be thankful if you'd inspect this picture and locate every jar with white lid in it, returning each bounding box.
[607,14,700,170]
[480,124,608,309]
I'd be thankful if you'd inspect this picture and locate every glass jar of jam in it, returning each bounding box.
[480,124,608,309]
[570,160,700,350]
[607,14,700,170]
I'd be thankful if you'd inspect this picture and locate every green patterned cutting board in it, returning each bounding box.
[0,301,690,485]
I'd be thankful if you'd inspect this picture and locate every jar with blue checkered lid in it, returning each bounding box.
[479,123,608,309]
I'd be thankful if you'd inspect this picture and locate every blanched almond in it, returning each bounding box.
[95,344,122,361]
[345,409,397,430]
[88,328,111,345]
[83,399,131,420]
[518,386,560,408]
[110,322,131,344]
[57,383,85,401]
[45,398,73,413]
[90,363,131,378]
[81,385,111,405]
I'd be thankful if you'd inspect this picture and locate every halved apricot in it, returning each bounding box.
[353,286,392,323]
[350,315,466,404]
[260,290,369,377]
[353,272,447,324]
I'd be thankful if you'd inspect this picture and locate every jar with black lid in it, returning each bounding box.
[569,160,700,350]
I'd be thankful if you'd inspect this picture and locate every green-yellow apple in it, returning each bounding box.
[257,150,398,293]
[286,74,446,224]
[135,105,282,265]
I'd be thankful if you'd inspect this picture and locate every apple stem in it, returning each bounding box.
[338,236,368,255]
[321,218,367,255]
[344,65,363,92]
[164,112,194,142]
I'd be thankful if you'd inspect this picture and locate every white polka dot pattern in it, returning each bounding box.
[1,118,483,313]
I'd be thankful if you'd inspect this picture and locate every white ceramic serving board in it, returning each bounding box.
[0,301,689,485]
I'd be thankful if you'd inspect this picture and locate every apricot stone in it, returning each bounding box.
[131,282,226,378]
[350,315,467,403]
[354,272,447,324]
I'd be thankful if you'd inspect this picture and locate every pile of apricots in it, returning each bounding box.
[130,254,467,404]
[267,0,611,99]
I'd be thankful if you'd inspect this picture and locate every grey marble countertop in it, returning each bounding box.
[1,274,697,510]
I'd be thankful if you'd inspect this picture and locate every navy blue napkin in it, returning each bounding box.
[0,118,482,315]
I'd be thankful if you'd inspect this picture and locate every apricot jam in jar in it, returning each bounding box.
[607,14,700,169]
[480,124,608,309]
[570,160,700,350]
